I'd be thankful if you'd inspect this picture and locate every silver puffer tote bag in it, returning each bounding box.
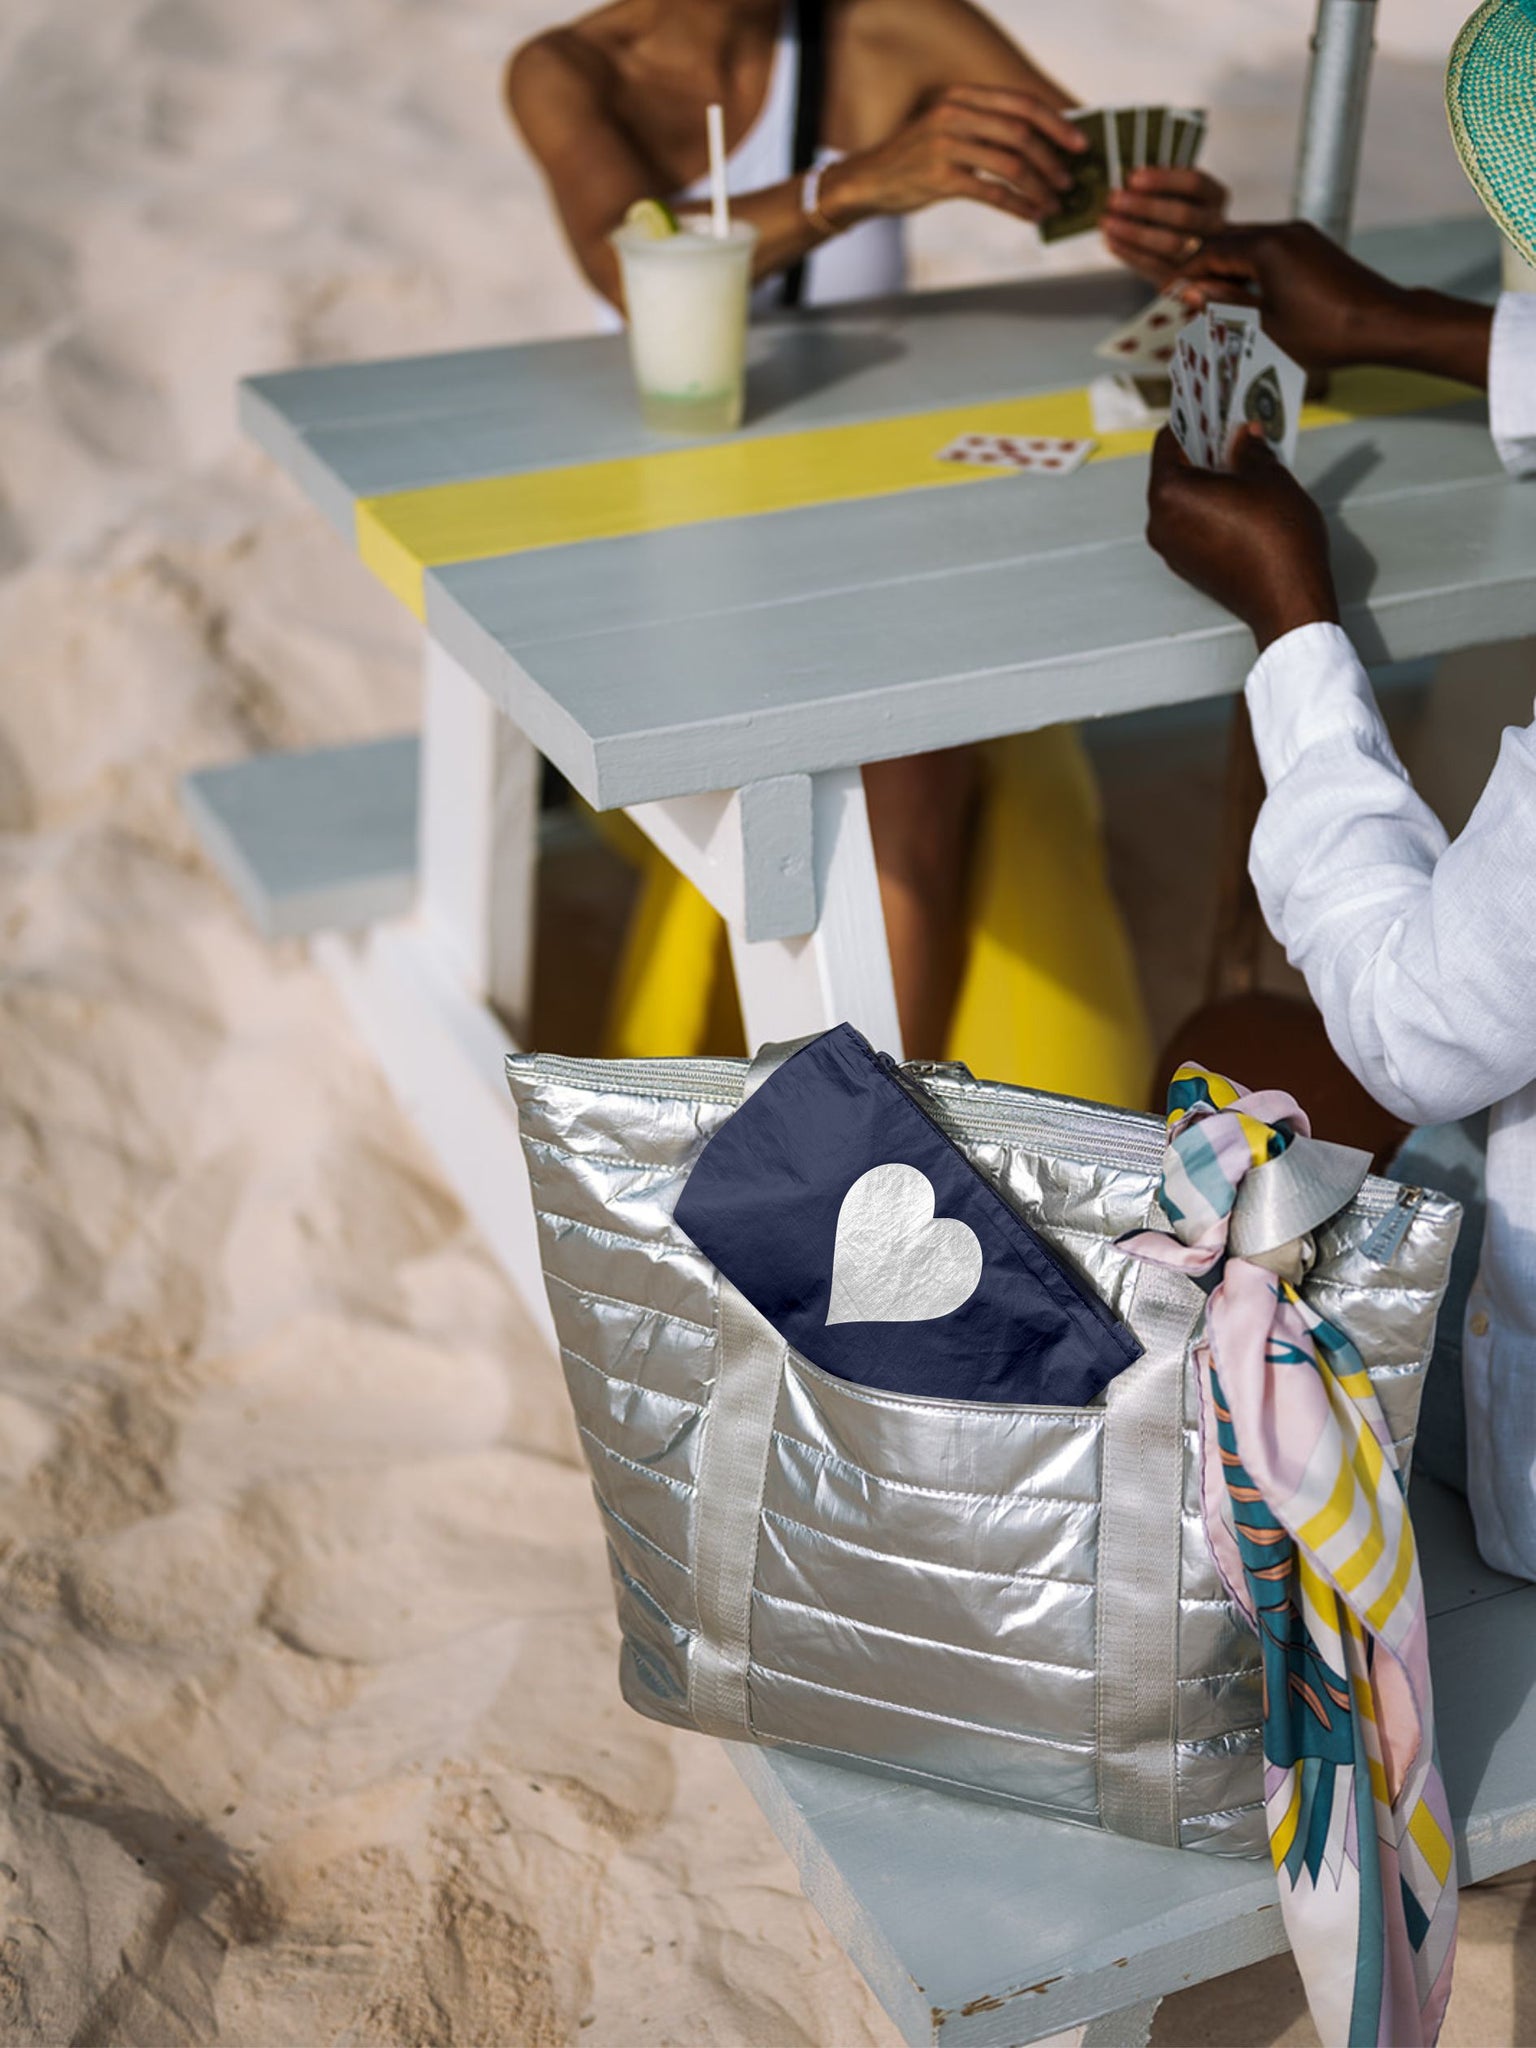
[504,1043,1461,1858]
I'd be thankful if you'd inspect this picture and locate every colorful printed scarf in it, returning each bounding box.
[1120,1066,1457,2048]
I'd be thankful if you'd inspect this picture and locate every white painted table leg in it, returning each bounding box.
[727,766,902,1056]
[418,638,540,1038]
[309,636,555,1351]
[628,764,901,1055]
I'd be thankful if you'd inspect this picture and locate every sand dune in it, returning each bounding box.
[0,0,1528,2040]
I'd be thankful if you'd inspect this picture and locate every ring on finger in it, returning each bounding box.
[1179,233,1203,260]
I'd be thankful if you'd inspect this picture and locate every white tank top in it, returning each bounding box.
[594,4,907,330]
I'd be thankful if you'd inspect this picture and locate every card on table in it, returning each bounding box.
[936,431,1096,476]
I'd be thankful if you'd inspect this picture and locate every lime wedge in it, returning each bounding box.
[622,197,680,239]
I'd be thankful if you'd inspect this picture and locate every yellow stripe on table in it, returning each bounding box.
[356,366,1479,617]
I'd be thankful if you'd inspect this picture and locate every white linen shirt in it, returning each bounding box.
[1245,291,1536,1580]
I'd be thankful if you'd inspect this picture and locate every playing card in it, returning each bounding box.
[1177,311,1220,468]
[1172,108,1207,169]
[1144,105,1168,168]
[1229,328,1306,469]
[1114,108,1139,183]
[936,432,1096,476]
[1168,353,1198,463]
[936,432,1017,467]
[1093,289,1193,367]
[1040,106,1116,241]
[1207,301,1257,439]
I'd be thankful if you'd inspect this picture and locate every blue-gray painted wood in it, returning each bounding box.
[729,1477,1536,2047]
[240,221,1500,502]
[243,273,1148,498]
[740,774,816,941]
[427,454,1536,808]
[182,736,419,938]
[239,218,1519,813]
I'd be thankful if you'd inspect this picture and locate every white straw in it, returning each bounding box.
[706,102,729,238]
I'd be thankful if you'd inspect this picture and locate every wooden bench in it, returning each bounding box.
[727,1475,1536,2046]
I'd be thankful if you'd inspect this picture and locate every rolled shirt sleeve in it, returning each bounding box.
[1245,623,1536,1128]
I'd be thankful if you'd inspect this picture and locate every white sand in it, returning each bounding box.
[0,0,1529,2040]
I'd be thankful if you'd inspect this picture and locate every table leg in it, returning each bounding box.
[728,766,902,1054]
[310,637,555,1348]
[628,765,902,1057]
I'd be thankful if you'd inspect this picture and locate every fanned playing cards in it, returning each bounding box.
[1169,302,1305,471]
[1041,104,1207,243]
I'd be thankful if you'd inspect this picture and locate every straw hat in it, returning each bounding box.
[1447,0,1536,267]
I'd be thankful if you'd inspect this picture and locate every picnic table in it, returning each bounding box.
[190,213,1529,1355]
[186,210,1536,2044]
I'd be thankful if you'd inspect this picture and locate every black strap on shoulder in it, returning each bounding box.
[780,0,827,309]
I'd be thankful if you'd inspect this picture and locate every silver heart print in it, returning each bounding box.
[826,1163,984,1326]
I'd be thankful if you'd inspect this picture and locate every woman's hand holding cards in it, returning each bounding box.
[1145,426,1340,652]
[1101,166,1229,283]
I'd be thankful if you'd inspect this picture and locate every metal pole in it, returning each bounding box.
[1290,0,1378,244]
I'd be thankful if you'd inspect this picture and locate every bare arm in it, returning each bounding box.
[507,39,661,309]
[508,37,851,304]
[507,1,1085,309]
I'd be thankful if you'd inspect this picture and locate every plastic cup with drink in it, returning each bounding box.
[610,105,759,434]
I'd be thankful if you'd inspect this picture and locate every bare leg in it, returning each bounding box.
[862,745,983,1060]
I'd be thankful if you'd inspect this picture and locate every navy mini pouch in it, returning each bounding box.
[674,1024,1142,1406]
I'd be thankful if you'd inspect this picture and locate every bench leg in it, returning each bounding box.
[418,636,540,1037]
[311,637,555,1348]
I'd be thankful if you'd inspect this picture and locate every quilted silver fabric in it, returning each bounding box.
[506,1051,1461,1858]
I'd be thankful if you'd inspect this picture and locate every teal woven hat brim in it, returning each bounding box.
[1447,0,1536,268]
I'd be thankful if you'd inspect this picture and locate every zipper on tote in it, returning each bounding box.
[518,1050,1413,1220]
[523,1049,1157,1170]
[1361,1185,1423,1262]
